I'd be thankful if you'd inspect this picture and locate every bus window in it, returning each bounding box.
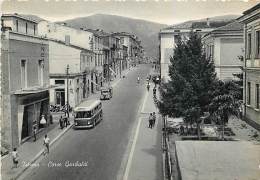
[75,111,92,118]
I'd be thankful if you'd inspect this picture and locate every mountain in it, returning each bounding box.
[58,14,168,58]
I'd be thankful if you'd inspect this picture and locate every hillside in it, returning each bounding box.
[59,14,168,58]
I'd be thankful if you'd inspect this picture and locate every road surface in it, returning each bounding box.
[20,65,152,180]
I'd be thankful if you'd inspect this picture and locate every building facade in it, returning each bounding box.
[48,40,94,108]
[1,14,50,149]
[202,21,244,80]
[159,19,232,82]
[238,3,260,129]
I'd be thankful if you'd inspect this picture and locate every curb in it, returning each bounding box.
[14,124,73,180]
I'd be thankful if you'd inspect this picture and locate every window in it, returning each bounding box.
[256,31,260,58]
[16,20,18,32]
[33,24,36,35]
[25,23,28,34]
[256,84,259,109]
[38,60,44,86]
[55,80,65,84]
[247,33,252,59]
[21,60,27,88]
[247,82,251,105]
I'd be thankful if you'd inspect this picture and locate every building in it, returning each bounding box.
[112,32,143,68]
[238,3,260,129]
[48,40,94,108]
[37,21,105,108]
[202,21,244,80]
[159,19,233,82]
[1,14,50,149]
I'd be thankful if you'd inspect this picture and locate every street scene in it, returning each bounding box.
[1,1,260,180]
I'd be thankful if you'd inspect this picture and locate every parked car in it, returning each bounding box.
[100,87,113,100]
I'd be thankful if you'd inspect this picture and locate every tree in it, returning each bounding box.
[209,80,241,140]
[158,32,217,138]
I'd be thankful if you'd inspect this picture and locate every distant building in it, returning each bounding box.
[112,32,143,67]
[159,19,232,82]
[1,14,50,149]
[202,21,244,80]
[238,3,260,129]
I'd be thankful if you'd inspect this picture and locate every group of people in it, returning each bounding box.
[59,115,70,129]
[148,112,156,128]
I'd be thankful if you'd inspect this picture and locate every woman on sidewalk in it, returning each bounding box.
[12,148,19,168]
[43,135,50,155]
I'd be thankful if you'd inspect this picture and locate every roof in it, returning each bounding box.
[243,2,260,15]
[74,99,101,111]
[163,20,232,30]
[85,29,110,37]
[175,141,260,180]
[112,32,136,39]
[2,13,38,23]
[48,38,94,53]
[211,20,243,32]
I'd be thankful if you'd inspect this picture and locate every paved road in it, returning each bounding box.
[20,65,151,180]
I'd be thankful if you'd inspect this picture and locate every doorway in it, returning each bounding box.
[55,89,65,106]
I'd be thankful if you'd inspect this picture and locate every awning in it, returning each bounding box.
[14,85,62,95]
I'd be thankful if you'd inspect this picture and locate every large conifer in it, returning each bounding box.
[158,32,217,124]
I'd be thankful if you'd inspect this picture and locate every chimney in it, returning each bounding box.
[206,18,210,27]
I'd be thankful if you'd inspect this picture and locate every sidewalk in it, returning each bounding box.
[126,83,163,180]
[1,115,73,180]
[1,67,133,180]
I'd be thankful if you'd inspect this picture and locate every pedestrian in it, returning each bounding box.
[147,83,150,91]
[33,126,37,142]
[59,116,64,129]
[43,134,50,155]
[153,87,156,97]
[148,113,153,128]
[152,112,156,127]
[64,116,68,127]
[40,115,47,128]
[12,148,19,168]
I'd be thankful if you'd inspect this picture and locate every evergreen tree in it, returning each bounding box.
[158,32,217,132]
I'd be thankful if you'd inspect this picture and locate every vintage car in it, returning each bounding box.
[100,87,113,100]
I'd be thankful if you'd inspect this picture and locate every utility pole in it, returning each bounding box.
[66,64,69,109]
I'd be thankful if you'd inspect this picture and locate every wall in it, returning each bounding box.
[38,21,92,50]
[2,16,38,36]
[160,33,175,81]
[49,41,81,74]
[8,34,49,92]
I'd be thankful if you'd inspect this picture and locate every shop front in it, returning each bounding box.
[12,90,50,147]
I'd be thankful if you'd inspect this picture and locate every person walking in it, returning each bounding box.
[33,126,37,142]
[147,83,150,91]
[148,113,153,128]
[43,134,50,155]
[12,148,19,168]
[152,112,156,128]
[59,116,64,129]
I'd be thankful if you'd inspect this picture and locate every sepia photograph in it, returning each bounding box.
[0,0,260,180]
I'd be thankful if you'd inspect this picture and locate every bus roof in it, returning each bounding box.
[74,99,101,111]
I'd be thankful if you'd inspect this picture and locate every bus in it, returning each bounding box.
[73,99,103,129]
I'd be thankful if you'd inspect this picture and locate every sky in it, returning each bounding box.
[1,0,260,25]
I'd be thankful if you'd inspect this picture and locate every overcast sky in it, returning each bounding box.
[1,0,259,25]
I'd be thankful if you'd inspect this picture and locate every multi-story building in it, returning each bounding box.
[48,40,94,108]
[159,19,232,82]
[202,21,244,80]
[112,32,143,68]
[37,21,101,107]
[1,14,50,149]
[238,3,260,129]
